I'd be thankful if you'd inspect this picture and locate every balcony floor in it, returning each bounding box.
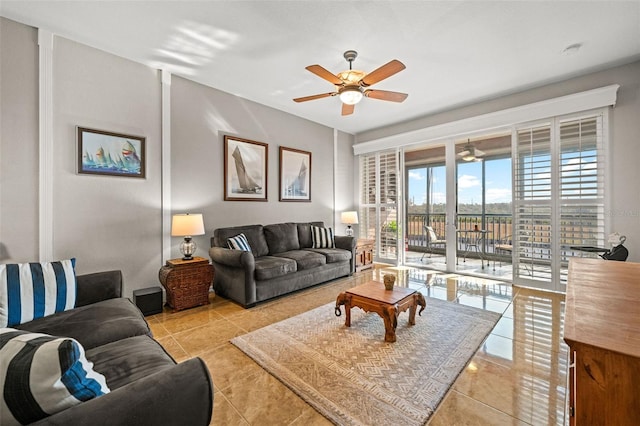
[404,250,515,281]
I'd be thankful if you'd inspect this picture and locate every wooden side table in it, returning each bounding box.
[355,239,375,272]
[159,257,214,312]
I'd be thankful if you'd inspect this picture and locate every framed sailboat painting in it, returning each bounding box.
[224,135,268,201]
[77,127,146,178]
[279,146,311,202]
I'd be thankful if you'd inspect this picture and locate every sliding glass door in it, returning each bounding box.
[360,110,607,291]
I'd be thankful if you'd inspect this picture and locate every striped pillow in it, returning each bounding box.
[311,226,335,249]
[227,233,251,252]
[0,328,110,425]
[0,259,77,328]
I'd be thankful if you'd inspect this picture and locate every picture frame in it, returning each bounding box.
[224,135,268,201]
[279,146,311,202]
[77,127,146,178]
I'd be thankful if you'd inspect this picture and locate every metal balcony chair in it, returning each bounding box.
[421,225,446,260]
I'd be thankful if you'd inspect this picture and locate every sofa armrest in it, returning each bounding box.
[334,235,356,251]
[209,246,255,269]
[75,270,123,307]
[32,358,213,426]
[334,236,357,274]
[209,247,257,307]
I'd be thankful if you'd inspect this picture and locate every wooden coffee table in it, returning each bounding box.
[335,281,426,342]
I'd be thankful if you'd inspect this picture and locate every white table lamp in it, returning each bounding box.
[341,211,359,237]
[171,213,205,260]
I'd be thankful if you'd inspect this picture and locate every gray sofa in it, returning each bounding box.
[209,222,356,308]
[13,270,213,426]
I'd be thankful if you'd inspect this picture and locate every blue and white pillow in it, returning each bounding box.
[311,226,335,249]
[0,328,110,425]
[0,259,77,328]
[227,233,252,252]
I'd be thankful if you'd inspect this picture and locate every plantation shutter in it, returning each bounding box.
[558,116,605,283]
[359,151,398,261]
[359,154,377,242]
[514,125,553,281]
[514,112,606,290]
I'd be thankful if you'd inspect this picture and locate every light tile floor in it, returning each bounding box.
[147,265,567,425]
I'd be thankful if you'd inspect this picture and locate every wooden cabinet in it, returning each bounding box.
[159,257,214,312]
[564,258,640,425]
[355,239,374,272]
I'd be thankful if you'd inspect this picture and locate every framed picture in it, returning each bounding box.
[279,146,311,202]
[224,135,268,201]
[77,127,146,178]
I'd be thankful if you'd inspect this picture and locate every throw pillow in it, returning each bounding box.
[0,328,110,425]
[311,226,335,249]
[227,233,252,252]
[0,259,77,328]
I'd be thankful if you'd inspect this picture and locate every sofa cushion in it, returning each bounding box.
[276,250,326,270]
[86,335,175,391]
[305,248,352,264]
[0,328,110,425]
[296,222,324,249]
[213,225,269,257]
[0,259,77,328]
[311,226,335,249]
[264,223,300,254]
[227,233,251,251]
[254,256,297,281]
[16,298,151,351]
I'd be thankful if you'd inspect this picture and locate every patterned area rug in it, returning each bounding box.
[231,297,501,426]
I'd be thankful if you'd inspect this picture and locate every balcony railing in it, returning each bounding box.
[407,212,603,266]
[407,213,513,260]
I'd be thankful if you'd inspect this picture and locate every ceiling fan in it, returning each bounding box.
[457,140,486,162]
[293,50,408,116]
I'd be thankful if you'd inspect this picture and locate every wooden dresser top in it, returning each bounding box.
[564,258,640,358]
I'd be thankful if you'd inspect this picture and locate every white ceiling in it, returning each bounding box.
[2,1,639,135]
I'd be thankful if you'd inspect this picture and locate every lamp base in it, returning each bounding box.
[180,237,197,261]
[345,226,354,237]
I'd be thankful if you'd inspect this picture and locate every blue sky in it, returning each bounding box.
[408,157,512,205]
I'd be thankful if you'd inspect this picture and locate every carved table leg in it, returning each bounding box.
[381,304,399,342]
[416,292,426,316]
[409,292,427,325]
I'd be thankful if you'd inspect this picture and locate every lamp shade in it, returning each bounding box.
[171,214,205,237]
[341,211,359,225]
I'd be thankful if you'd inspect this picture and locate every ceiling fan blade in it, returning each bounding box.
[360,60,406,86]
[457,150,471,157]
[364,89,408,103]
[293,92,336,103]
[341,103,355,116]
[305,65,343,86]
[475,148,486,157]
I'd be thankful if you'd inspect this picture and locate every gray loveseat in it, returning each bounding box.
[12,270,213,426]
[209,222,356,308]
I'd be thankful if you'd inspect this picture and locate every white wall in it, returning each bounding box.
[51,36,164,294]
[0,17,39,262]
[170,75,349,255]
[0,17,355,298]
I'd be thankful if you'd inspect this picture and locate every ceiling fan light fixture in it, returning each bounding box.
[462,154,476,162]
[339,86,363,105]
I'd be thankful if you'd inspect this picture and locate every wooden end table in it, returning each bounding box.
[355,239,375,272]
[159,257,214,312]
[335,281,426,342]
